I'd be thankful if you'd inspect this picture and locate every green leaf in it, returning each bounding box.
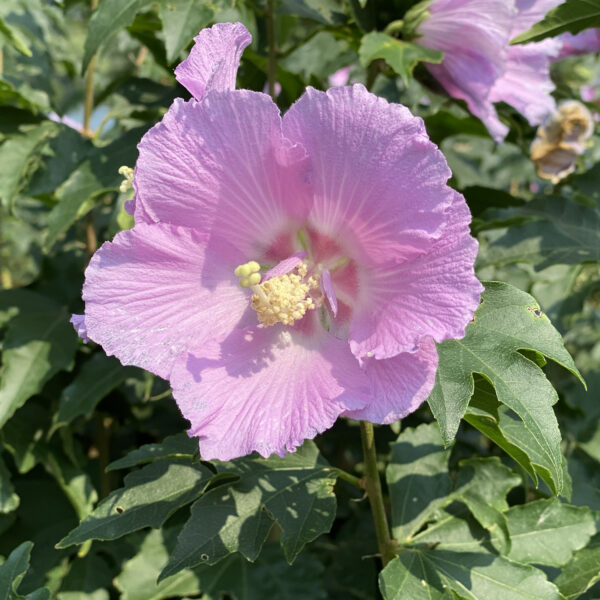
[55,552,111,600]
[386,423,451,543]
[554,534,600,599]
[505,499,596,567]
[0,541,50,600]
[82,0,154,73]
[26,125,90,197]
[158,0,213,63]
[379,551,455,600]
[481,197,600,270]
[359,32,443,85]
[57,461,213,547]
[44,127,143,250]
[42,448,98,522]
[278,0,347,24]
[511,0,600,45]
[106,433,198,472]
[0,80,49,115]
[195,544,327,600]
[114,529,201,600]
[0,16,32,56]
[161,441,337,578]
[0,455,19,514]
[380,549,563,600]
[451,458,520,554]
[0,122,56,210]
[0,290,77,429]
[52,354,137,432]
[427,281,583,495]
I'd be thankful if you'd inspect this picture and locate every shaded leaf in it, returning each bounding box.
[481,197,600,270]
[554,534,600,599]
[57,461,213,547]
[196,544,327,600]
[0,122,56,210]
[0,541,50,600]
[386,423,451,543]
[0,16,32,56]
[82,0,154,73]
[278,0,347,24]
[0,455,19,514]
[52,354,137,432]
[107,433,198,472]
[511,0,600,44]
[158,0,213,63]
[161,441,337,578]
[505,499,596,567]
[359,32,443,85]
[114,529,201,600]
[0,290,77,429]
[381,548,563,600]
[427,282,582,495]
[56,552,111,600]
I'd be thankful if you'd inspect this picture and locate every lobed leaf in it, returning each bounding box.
[57,461,213,547]
[505,499,596,567]
[359,32,443,85]
[427,282,583,495]
[160,441,337,578]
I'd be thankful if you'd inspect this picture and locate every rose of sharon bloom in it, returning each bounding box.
[556,29,600,60]
[73,23,482,460]
[416,0,561,142]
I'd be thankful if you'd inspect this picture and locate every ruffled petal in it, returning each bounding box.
[349,191,483,360]
[134,91,312,255]
[170,317,370,460]
[70,314,88,343]
[417,0,514,141]
[82,223,248,380]
[342,337,438,424]
[490,41,560,127]
[283,84,454,263]
[174,22,251,100]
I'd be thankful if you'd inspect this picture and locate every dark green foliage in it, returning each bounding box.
[1,1,599,599]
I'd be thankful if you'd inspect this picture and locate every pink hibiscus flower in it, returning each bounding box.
[556,28,600,60]
[417,0,561,142]
[73,23,482,460]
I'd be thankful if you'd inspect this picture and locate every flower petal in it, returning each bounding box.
[134,91,312,255]
[349,191,483,360]
[417,0,514,142]
[342,337,438,424]
[174,22,251,100]
[82,223,248,379]
[70,314,88,343]
[283,84,454,263]
[490,41,560,126]
[170,317,370,460]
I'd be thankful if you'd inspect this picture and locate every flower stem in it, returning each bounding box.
[359,421,395,566]
[266,0,277,99]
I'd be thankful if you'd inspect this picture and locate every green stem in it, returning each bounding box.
[266,0,277,99]
[336,468,363,489]
[360,421,395,566]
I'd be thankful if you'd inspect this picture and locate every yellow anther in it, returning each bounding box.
[118,166,134,193]
[234,261,261,278]
[250,261,320,327]
[239,272,261,288]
